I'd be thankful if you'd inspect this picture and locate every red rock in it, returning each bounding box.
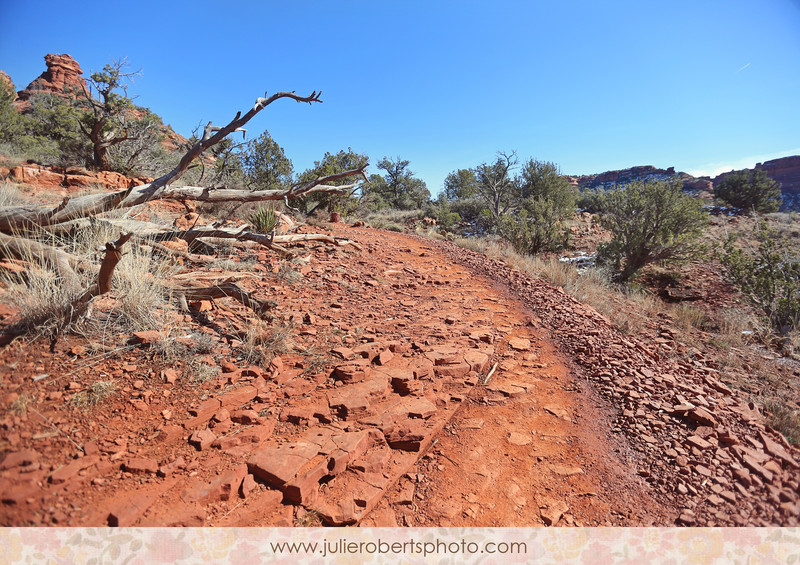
[350,447,392,474]
[241,474,257,498]
[107,478,178,527]
[694,464,713,477]
[212,436,241,451]
[123,458,158,475]
[247,442,319,487]
[195,465,248,504]
[686,435,713,450]
[376,350,394,365]
[385,421,428,452]
[758,431,798,468]
[50,455,98,484]
[763,460,782,475]
[0,450,39,470]
[238,422,275,443]
[508,337,531,351]
[218,385,258,408]
[539,499,568,526]
[231,409,261,425]
[733,468,752,487]
[742,455,773,482]
[220,361,239,373]
[129,330,163,346]
[17,54,87,102]
[157,457,186,477]
[394,397,437,419]
[328,387,372,420]
[464,350,490,373]
[1,479,42,505]
[425,346,462,366]
[687,407,718,427]
[678,509,696,525]
[161,368,179,384]
[433,363,471,378]
[317,498,358,526]
[283,456,329,505]
[332,360,372,383]
[331,347,355,360]
[408,357,435,379]
[188,429,216,451]
[188,399,221,420]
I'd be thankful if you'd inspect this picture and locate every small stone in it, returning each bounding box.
[123,458,158,475]
[508,432,531,446]
[188,429,216,451]
[508,337,531,351]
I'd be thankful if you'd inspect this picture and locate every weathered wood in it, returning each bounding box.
[173,282,274,318]
[78,232,134,302]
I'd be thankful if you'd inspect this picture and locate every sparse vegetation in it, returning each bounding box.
[239,321,292,366]
[719,219,800,335]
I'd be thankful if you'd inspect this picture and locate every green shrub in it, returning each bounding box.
[719,220,800,334]
[498,200,570,255]
[714,169,782,213]
[597,180,707,282]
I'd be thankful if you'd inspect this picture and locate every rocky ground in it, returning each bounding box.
[1,220,799,527]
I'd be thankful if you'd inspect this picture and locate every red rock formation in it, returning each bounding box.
[755,156,800,193]
[16,54,87,101]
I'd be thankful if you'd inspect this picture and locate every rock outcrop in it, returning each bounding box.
[756,156,800,194]
[0,71,14,98]
[576,165,713,193]
[16,54,87,102]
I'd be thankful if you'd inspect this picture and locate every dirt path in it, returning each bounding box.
[1,225,797,527]
[365,258,669,527]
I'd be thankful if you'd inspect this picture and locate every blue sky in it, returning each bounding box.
[1,0,799,195]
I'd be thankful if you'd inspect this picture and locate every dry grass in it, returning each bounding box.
[0,219,177,340]
[760,398,800,445]
[189,361,220,384]
[0,181,28,206]
[10,394,32,414]
[69,379,117,410]
[239,321,293,366]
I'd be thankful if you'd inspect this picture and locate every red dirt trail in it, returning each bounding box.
[1,226,797,527]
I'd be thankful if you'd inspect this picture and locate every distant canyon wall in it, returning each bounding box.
[575,157,800,211]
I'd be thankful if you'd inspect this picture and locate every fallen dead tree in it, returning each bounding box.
[0,90,367,339]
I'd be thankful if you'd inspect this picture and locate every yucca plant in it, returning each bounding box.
[247,205,278,234]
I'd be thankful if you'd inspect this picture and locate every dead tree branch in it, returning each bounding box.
[173,282,274,319]
[77,232,133,302]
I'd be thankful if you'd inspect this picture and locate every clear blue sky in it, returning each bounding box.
[1,0,799,195]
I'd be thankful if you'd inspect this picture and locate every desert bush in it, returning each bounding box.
[498,199,570,255]
[597,180,707,282]
[719,219,800,335]
[715,169,782,213]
